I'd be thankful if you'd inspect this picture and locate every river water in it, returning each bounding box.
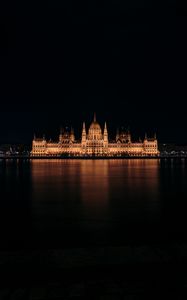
[0,158,187,250]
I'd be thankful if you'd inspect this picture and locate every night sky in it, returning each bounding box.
[0,1,183,145]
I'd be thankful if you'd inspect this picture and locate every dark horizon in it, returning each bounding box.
[0,110,184,146]
[0,1,183,145]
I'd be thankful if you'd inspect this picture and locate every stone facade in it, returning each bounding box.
[31,115,159,157]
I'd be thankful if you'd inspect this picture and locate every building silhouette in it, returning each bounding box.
[31,114,159,157]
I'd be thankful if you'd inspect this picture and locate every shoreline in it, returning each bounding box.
[0,155,187,160]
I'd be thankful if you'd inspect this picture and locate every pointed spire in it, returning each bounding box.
[82,122,86,136]
[104,121,107,131]
[104,121,108,143]
[33,133,36,140]
[145,133,147,140]
[116,127,119,141]
[82,122,86,143]
[104,122,108,135]
[154,132,157,140]
[83,121,86,131]
[94,112,96,122]
[70,126,74,134]
[70,126,75,142]
[60,126,65,135]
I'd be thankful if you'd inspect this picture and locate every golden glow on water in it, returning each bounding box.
[125,159,160,192]
[30,159,160,208]
[29,159,162,238]
[80,160,109,217]
[2,158,187,247]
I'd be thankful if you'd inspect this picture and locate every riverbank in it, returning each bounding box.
[1,155,187,160]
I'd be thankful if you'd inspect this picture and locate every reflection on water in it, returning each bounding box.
[80,160,109,217]
[30,159,161,246]
[30,159,160,212]
[1,158,187,249]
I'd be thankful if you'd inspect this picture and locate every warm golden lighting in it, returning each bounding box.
[31,114,159,157]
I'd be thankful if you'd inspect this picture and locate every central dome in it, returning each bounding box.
[89,121,101,131]
[88,114,102,140]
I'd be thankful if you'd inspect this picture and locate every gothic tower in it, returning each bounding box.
[116,128,120,142]
[104,122,108,142]
[70,127,75,142]
[81,122,87,154]
[59,127,64,143]
[82,122,86,140]
[127,127,131,143]
[103,122,108,153]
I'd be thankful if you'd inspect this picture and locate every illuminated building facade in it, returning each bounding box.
[31,114,159,157]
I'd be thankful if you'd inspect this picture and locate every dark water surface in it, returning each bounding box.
[0,158,187,250]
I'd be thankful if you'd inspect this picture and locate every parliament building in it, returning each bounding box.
[31,114,159,157]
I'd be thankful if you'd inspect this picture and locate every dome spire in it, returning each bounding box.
[94,112,96,122]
